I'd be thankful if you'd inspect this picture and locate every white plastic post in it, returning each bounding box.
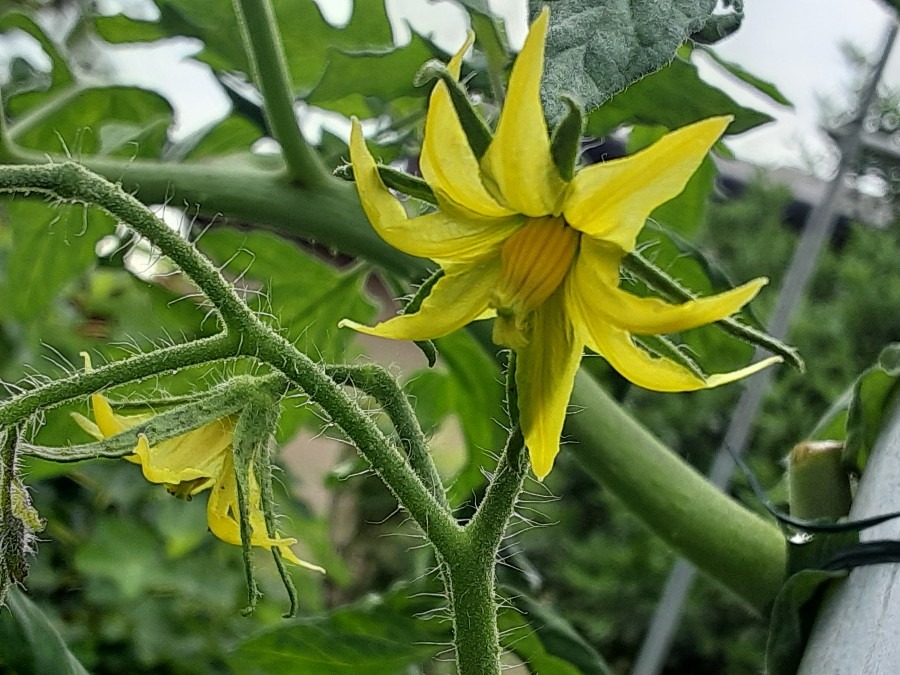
[797,400,900,675]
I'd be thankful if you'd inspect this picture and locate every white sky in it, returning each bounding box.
[4,0,898,172]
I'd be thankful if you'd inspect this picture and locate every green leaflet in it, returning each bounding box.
[0,589,90,675]
[531,0,717,122]
[844,344,900,473]
[586,56,772,137]
[698,46,793,107]
[306,34,437,117]
[93,0,394,93]
[5,200,116,323]
[809,344,900,473]
[765,568,847,675]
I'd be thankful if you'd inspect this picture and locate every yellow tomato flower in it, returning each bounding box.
[72,394,323,572]
[340,8,781,479]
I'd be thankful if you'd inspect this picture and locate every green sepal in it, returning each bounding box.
[405,269,445,368]
[334,163,437,205]
[549,96,584,181]
[636,334,706,380]
[102,391,210,414]
[20,374,287,463]
[238,391,300,617]
[788,441,851,521]
[1,426,28,606]
[622,250,805,371]
[231,397,267,616]
[414,60,493,158]
[23,385,246,462]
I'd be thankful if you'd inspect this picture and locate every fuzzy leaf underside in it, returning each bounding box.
[532,0,717,122]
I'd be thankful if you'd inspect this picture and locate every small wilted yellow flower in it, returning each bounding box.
[72,394,323,572]
[341,8,780,478]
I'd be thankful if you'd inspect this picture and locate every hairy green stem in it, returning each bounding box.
[0,334,238,425]
[231,0,329,187]
[0,161,461,574]
[326,364,449,511]
[445,353,527,674]
[467,427,527,546]
[448,428,527,674]
[446,549,503,674]
[249,337,463,559]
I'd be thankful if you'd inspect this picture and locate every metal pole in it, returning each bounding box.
[630,19,899,675]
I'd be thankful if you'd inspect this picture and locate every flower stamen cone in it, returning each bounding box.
[493,217,579,350]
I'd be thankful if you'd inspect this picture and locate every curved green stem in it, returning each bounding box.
[0,161,461,571]
[447,428,527,675]
[443,353,527,674]
[231,0,328,187]
[248,335,463,559]
[0,334,238,425]
[566,370,786,610]
[326,363,449,511]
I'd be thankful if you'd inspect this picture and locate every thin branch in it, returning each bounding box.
[327,363,449,511]
[231,0,329,187]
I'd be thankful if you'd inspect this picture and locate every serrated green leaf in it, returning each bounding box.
[5,199,115,322]
[227,591,441,674]
[198,228,375,360]
[501,588,614,675]
[699,46,793,107]
[307,34,437,117]
[95,0,395,93]
[534,0,717,122]
[0,11,74,117]
[765,568,846,675]
[0,589,90,675]
[12,86,173,158]
[844,343,900,473]
[586,57,772,138]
